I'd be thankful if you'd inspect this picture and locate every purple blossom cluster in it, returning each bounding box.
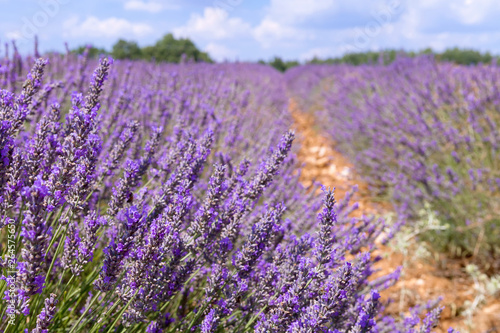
[0,46,449,332]
[287,56,500,257]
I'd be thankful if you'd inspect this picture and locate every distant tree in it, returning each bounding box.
[306,49,421,66]
[420,47,434,55]
[439,47,493,65]
[269,57,287,72]
[72,34,212,63]
[71,45,108,58]
[142,33,212,63]
[267,57,300,72]
[111,39,142,60]
[308,56,322,64]
[285,60,300,69]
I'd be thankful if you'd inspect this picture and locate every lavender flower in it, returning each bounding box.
[233,203,285,279]
[245,131,294,201]
[32,293,58,333]
[314,187,337,266]
[94,205,143,291]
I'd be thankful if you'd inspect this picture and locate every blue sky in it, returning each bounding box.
[1,0,500,61]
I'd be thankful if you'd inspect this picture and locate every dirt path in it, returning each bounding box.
[290,99,386,217]
[290,99,500,333]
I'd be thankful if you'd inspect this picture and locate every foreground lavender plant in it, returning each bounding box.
[0,51,452,333]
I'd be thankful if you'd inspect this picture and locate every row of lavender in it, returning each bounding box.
[0,48,447,332]
[287,56,500,259]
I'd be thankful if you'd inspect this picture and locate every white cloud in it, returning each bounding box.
[5,31,23,40]
[124,0,179,13]
[331,0,500,54]
[246,0,500,55]
[393,8,420,39]
[173,7,250,40]
[300,47,338,61]
[63,16,153,38]
[205,43,237,61]
[449,0,499,25]
[265,0,337,23]
[372,0,500,51]
[397,0,500,27]
[252,18,312,48]
[250,0,334,48]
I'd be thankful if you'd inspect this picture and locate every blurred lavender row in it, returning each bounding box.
[287,55,500,259]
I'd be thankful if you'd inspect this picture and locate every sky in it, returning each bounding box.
[1,0,500,62]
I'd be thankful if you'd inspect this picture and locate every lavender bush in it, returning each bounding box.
[0,46,448,332]
[286,56,500,258]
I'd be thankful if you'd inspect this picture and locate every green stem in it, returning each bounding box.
[44,224,63,257]
[88,290,128,333]
[68,290,102,333]
[104,289,139,333]
[245,305,267,330]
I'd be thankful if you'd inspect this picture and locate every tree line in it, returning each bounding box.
[72,33,212,63]
[72,37,497,70]
[261,48,498,72]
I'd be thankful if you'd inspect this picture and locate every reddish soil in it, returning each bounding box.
[290,100,500,333]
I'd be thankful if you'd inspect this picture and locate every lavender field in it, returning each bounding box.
[0,47,498,333]
[288,57,500,258]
